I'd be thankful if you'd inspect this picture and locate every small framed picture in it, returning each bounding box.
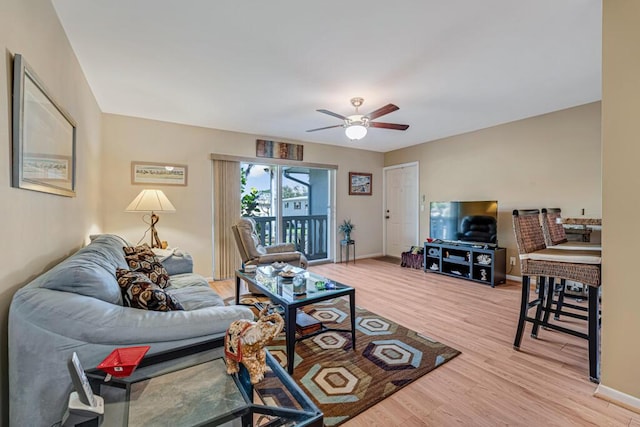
[131,162,188,186]
[349,172,372,196]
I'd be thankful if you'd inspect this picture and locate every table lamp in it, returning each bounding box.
[125,189,176,248]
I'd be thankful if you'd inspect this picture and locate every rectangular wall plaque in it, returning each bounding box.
[256,139,303,161]
[131,162,188,186]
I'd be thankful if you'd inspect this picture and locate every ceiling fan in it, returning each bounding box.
[307,97,409,140]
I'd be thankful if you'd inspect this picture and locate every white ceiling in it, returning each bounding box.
[52,0,602,153]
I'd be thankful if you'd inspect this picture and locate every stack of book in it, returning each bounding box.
[296,311,322,335]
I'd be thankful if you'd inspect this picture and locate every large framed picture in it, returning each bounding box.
[12,54,76,197]
[349,172,372,195]
[131,162,188,186]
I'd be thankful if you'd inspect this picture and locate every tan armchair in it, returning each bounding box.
[232,218,308,268]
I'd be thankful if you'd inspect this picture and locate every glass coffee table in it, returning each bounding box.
[84,339,323,426]
[235,265,356,374]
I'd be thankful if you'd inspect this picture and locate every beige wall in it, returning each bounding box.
[601,0,640,401]
[385,102,602,277]
[101,114,385,277]
[0,0,103,423]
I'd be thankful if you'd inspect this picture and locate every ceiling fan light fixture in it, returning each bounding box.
[345,124,368,140]
[308,97,408,138]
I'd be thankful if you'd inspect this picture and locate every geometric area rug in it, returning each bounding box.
[229,295,461,426]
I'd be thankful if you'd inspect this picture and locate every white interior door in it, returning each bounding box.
[384,163,419,257]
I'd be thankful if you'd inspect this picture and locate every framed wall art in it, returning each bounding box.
[349,172,372,195]
[12,54,77,197]
[131,162,188,186]
[256,139,304,161]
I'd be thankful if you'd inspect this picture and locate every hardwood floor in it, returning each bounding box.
[212,259,640,426]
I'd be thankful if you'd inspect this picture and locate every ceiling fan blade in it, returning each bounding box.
[306,124,344,132]
[370,122,410,131]
[365,104,399,120]
[317,109,347,120]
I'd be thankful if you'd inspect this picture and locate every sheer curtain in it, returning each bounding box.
[212,159,241,280]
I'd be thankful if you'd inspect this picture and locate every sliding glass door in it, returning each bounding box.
[241,163,332,262]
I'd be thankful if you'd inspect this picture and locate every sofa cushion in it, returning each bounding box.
[166,285,225,310]
[151,248,193,275]
[164,273,225,309]
[116,269,183,311]
[40,234,129,305]
[549,242,603,251]
[166,272,210,289]
[123,244,171,289]
[524,248,602,265]
[41,262,123,305]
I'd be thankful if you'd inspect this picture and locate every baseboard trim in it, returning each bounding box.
[362,252,384,260]
[595,384,640,414]
[334,252,384,263]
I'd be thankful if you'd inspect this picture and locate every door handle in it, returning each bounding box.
[385,216,390,219]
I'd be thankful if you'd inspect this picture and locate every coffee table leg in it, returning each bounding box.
[285,307,296,374]
[235,275,241,305]
[350,291,356,351]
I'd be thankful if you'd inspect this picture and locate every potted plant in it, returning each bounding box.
[338,219,355,243]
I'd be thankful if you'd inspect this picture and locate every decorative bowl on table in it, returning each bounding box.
[279,270,297,280]
[97,345,150,377]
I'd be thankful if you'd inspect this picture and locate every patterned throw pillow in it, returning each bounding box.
[116,268,183,311]
[123,244,171,289]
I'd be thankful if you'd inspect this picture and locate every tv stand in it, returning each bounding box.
[423,241,506,287]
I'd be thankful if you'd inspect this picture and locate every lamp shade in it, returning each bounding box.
[345,124,368,140]
[126,190,176,213]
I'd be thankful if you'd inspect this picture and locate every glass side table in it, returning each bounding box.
[339,239,356,264]
[81,339,322,427]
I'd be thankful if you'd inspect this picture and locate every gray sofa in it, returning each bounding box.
[8,234,253,427]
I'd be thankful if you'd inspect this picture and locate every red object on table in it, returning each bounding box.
[97,345,150,377]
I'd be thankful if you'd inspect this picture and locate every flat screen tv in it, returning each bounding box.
[429,201,498,245]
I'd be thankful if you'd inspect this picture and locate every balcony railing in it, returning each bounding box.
[251,215,328,261]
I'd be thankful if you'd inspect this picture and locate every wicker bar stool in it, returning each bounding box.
[512,209,602,382]
[541,208,601,250]
[540,208,602,320]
